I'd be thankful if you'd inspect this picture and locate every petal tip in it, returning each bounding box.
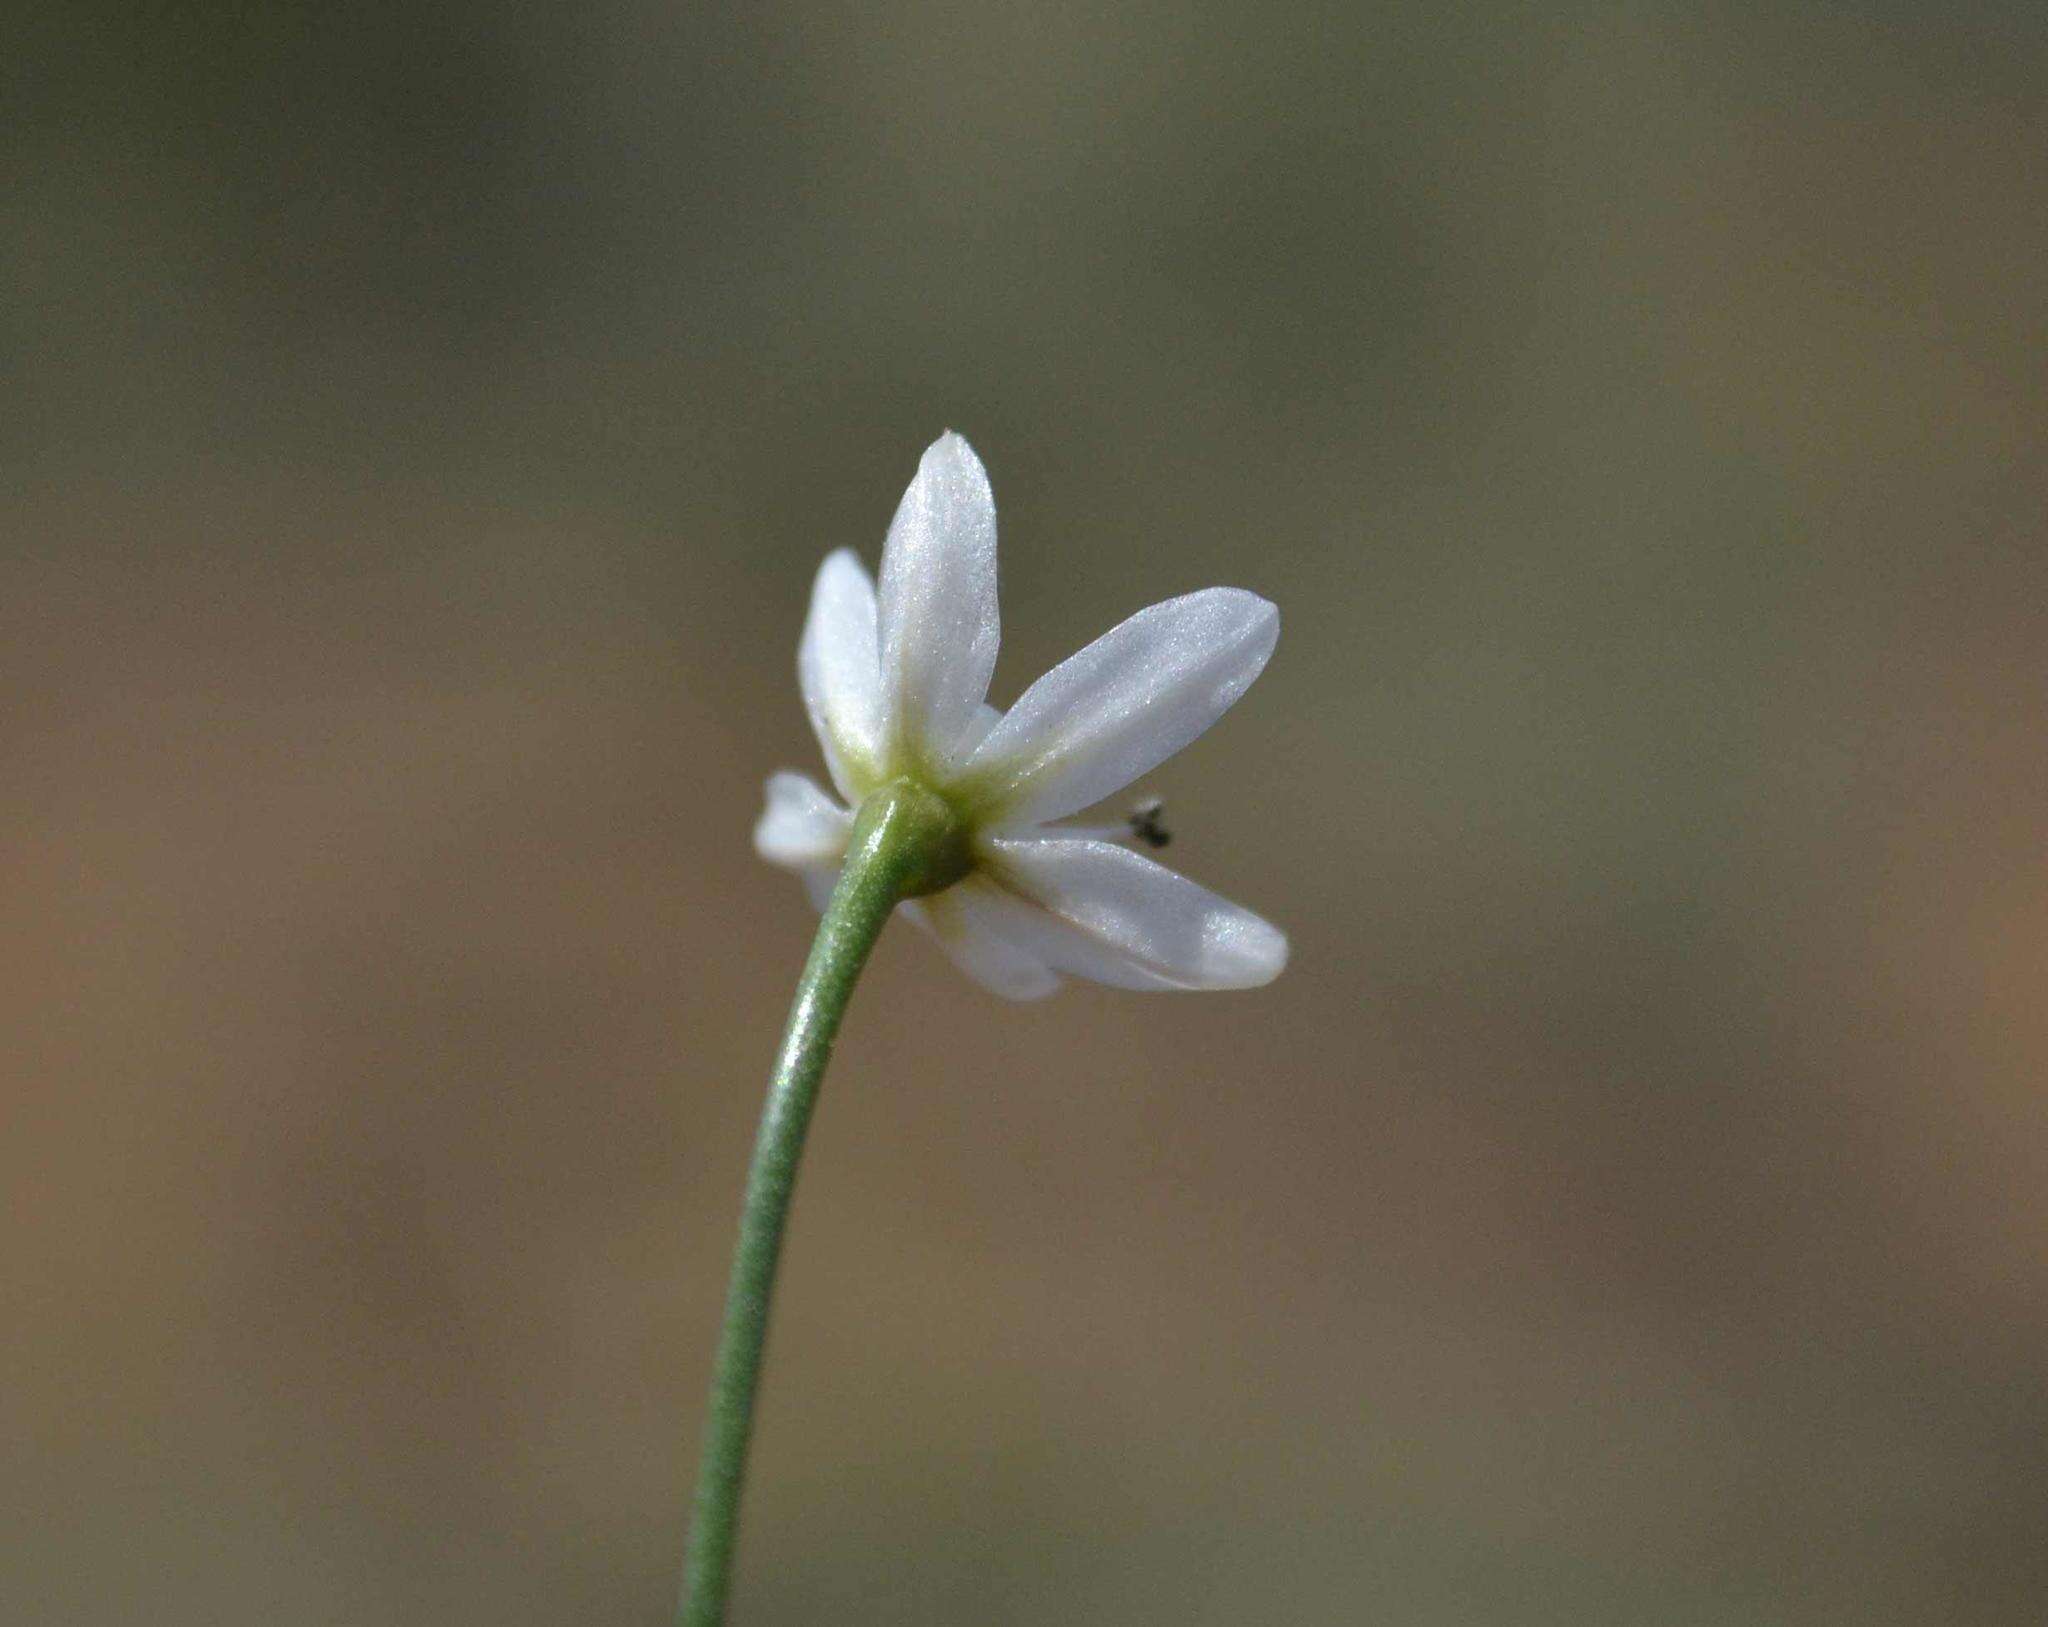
[917,431,991,498]
[750,809,791,864]
[917,430,995,499]
[754,772,852,869]
[816,544,872,581]
[1220,917,1289,988]
[1215,585,1280,645]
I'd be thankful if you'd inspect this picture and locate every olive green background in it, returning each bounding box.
[6,4,2045,1622]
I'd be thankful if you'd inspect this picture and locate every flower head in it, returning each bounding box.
[755,433,1287,997]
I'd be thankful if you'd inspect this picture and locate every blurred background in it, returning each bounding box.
[6,3,2046,1622]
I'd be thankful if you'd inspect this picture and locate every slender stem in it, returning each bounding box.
[678,785,945,1627]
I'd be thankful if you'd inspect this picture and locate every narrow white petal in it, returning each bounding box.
[877,433,1000,769]
[754,772,853,869]
[797,548,885,799]
[981,836,1288,990]
[930,878,1183,990]
[965,588,1278,826]
[903,888,1060,1000]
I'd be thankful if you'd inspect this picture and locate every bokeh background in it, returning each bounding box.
[7,3,2046,1622]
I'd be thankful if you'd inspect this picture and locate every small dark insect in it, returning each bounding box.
[1127,797,1171,849]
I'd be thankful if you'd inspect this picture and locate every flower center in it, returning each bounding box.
[853,777,976,899]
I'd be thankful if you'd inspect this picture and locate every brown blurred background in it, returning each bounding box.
[6,3,2046,1622]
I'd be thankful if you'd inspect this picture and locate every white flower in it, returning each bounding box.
[754,432,1288,998]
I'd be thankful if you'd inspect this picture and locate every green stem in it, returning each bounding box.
[677,783,955,1627]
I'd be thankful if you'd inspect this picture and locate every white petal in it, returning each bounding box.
[930,880,1186,990]
[754,772,852,869]
[903,889,1060,1000]
[964,588,1278,825]
[798,549,885,799]
[877,433,1000,770]
[981,836,1288,990]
